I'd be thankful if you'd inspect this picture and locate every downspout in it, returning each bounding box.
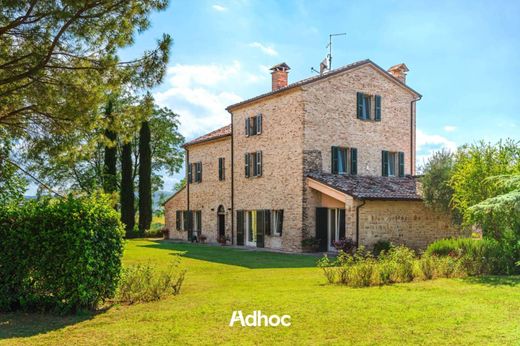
[355,200,366,247]
[229,111,235,245]
[410,96,422,175]
[186,148,190,230]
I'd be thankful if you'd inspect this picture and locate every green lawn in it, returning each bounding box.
[1,239,520,345]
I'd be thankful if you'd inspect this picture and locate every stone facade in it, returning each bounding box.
[164,60,456,252]
[358,200,459,250]
[164,187,186,240]
[231,90,305,251]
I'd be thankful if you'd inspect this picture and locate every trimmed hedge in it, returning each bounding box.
[0,194,124,313]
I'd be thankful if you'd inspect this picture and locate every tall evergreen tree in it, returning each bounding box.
[103,101,118,194]
[121,142,135,236]
[138,121,152,233]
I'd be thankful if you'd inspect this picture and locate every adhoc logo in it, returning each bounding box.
[229,310,291,327]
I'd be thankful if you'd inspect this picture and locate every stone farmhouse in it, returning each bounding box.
[164,59,457,252]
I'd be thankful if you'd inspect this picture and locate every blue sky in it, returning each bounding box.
[120,0,519,192]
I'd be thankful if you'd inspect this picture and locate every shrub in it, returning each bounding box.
[373,240,392,257]
[380,246,416,283]
[317,255,338,284]
[115,260,186,304]
[0,194,124,313]
[333,238,356,254]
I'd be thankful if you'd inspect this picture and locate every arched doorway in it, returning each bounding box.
[217,205,225,239]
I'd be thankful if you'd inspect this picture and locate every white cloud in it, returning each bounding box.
[443,125,456,132]
[153,61,270,139]
[416,129,457,171]
[212,4,227,11]
[248,42,278,56]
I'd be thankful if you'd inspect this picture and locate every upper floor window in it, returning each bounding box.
[245,151,262,178]
[331,146,357,175]
[188,162,202,183]
[357,92,381,121]
[382,150,404,177]
[245,114,262,136]
[218,157,225,181]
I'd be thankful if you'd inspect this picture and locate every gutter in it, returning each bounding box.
[230,113,234,245]
[410,95,422,175]
[186,148,190,233]
[355,200,366,247]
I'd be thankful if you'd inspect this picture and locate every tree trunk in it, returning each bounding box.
[121,142,135,237]
[138,121,152,234]
[103,101,117,194]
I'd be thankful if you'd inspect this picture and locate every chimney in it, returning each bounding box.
[387,63,409,84]
[269,62,290,91]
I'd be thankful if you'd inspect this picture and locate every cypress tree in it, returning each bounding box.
[120,141,135,236]
[103,101,118,193]
[138,121,152,233]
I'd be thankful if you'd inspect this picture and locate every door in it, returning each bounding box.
[237,211,244,245]
[217,205,225,238]
[328,209,339,252]
[245,211,257,247]
[316,208,328,252]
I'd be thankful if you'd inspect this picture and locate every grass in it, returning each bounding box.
[1,239,520,345]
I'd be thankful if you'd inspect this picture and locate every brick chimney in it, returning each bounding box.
[387,63,409,84]
[270,62,290,91]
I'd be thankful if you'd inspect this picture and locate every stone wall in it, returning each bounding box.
[164,187,187,240]
[230,89,306,251]
[187,137,232,243]
[358,200,459,250]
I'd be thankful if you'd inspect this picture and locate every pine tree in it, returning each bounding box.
[138,121,152,233]
[103,100,118,194]
[121,142,135,236]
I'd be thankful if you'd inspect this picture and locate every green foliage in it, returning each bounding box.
[420,149,460,221]
[1,1,171,139]
[372,239,392,257]
[115,260,186,304]
[0,130,27,204]
[426,237,519,275]
[138,121,152,232]
[121,142,135,236]
[0,194,124,313]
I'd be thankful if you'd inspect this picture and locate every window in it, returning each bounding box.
[176,210,183,230]
[382,150,405,177]
[331,146,357,175]
[193,210,201,231]
[270,210,284,236]
[188,162,202,183]
[218,157,225,181]
[245,151,262,178]
[357,92,381,121]
[245,114,263,136]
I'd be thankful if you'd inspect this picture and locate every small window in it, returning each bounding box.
[218,157,225,181]
[271,210,284,236]
[331,147,357,175]
[245,151,262,178]
[382,150,404,177]
[245,114,263,136]
[357,92,381,121]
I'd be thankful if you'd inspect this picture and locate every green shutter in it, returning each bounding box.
[398,151,405,177]
[198,162,202,182]
[375,95,381,121]
[315,208,328,251]
[331,146,338,174]
[245,117,250,137]
[264,210,271,236]
[176,210,181,230]
[350,148,357,175]
[366,95,371,120]
[257,151,262,176]
[236,210,244,245]
[382,150,389,176]
[339,209,346,239]
[356,92,363,119]
[257,114,262,134]
[256,210,265,248]
[187,163,192,183]
[252,152,258,176]
[183,211,189,231]
[245,153,250,177]
[278,210,283,235]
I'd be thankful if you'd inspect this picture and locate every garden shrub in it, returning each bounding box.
[115,259,186,304]
[0,194,124,313]
[372,240,392,257]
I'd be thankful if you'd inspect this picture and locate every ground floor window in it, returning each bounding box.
[236,209,284,247]
[271,210,284,236]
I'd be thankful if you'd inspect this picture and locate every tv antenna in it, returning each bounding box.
[326,32,346,70]
[311,32,346,75]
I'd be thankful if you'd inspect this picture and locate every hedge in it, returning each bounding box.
[0,194,124,313]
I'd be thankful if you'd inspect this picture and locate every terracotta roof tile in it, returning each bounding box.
[183,124,231,147]
[307,172,422,201]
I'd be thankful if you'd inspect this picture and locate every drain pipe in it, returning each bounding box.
[355,200,366,247]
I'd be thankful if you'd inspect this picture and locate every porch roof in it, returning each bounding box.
[307,172,423,201]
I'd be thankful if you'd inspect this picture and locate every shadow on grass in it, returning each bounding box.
[139,240,319,269]
[0,310,98,339]
[461,275,520,287]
